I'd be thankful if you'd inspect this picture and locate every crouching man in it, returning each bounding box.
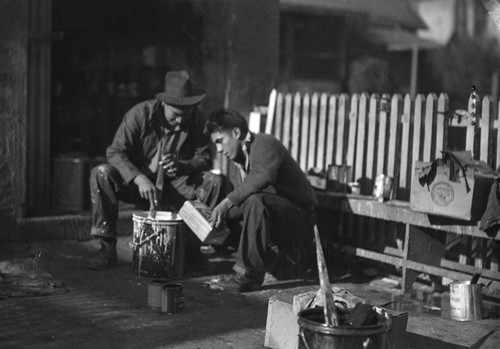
[205,109,318,292]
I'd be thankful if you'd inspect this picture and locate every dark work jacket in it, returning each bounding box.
[227,133,318,210]
[106,99,211,184]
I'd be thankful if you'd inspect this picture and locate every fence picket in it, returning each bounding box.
[317,93,329,169]
[274,92,284,139]
[290,93,302,162]
[308,93,319,170]
[300,94,311,172]
[400,95,412,197]
[436,94,448,158]
[283,93,293,150]
[423,94,437,162]
[336,94,349,166]
[326,95,337,167]
[346,94,359,182]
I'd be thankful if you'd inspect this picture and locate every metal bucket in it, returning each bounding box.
[132,211,187,279]
[298,307,391,349]
[449,281,483,321]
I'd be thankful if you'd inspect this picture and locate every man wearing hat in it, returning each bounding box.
[87,70,229,270]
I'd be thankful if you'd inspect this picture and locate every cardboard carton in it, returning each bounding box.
[410,161,494,221]
[178,200,230,245]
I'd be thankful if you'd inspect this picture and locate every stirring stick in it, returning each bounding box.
[314,225,339,327]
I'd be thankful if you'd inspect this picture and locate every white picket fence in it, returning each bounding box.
[249,89,500,292]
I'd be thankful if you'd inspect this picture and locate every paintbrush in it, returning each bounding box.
[314,225,339,327]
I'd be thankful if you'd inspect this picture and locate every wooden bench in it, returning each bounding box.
[249,89,500,297]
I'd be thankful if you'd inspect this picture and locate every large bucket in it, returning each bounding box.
[298,307,391,349]
[132,211,187,279]
[449,281,483,321]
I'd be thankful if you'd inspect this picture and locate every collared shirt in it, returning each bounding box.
[234,131,254,181]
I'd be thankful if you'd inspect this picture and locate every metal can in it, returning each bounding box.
[147,280,167,310]
[373,174,393,201]
[161,283,185,314]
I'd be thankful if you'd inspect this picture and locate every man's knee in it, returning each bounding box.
[90,164,113,178]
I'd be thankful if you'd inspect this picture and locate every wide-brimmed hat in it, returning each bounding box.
[155,70,206,106]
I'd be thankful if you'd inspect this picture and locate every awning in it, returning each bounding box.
[372,27,443,52]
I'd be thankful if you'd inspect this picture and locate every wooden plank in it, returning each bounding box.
[466,93,476,157]
[410,95,425,195]
[299,94,310,172]
[307,93,319,171]
[440,259,500,281]
[316,93,328,169]
[436,94,448,158]
[315,192,499,240]
[333,243,404,267]
[377,96,388,176]
[290,92,301,161]
[325,95,337,168]
[367,94,378,179]
[274,92,284,140]
[265,89,277,134]
[399,95,412,194]
[495,101,500,170]
[480,96,491,163]
[387,95,401,177]
[282,93,293,150]
[346,94,359,177]
[355,94,368,183]
[423,93,437,162]
[336,94,349,167]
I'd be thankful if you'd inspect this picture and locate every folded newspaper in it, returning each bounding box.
[179,200,230,245]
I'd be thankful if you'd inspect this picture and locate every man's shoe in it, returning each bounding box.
[87,238,118,270]
[208,272,264,292]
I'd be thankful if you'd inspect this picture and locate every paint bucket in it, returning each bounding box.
[297,307,390,349]
[161,283,185,314]
[132,211,187,279]
[147,280,167,310]
[449,281,483,321]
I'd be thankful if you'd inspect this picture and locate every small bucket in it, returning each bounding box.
[132,211,187,279]
[449,281,483,321]
[297,307,390,349]
[160,283,185,314]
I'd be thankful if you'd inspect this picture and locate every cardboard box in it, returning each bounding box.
[264,293,408,349]
[178,200,230,245]
[410,161,494,221]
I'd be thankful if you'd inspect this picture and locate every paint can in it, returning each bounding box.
[449,281,483,321]
[132,211,187,279]
[161,283,185,314]
[297,306,390,349]
[147,279,167,310]
[373,174,393,201]
[327,165,351,193]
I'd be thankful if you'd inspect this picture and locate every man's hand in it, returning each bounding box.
[133,174,158,207]
[210,198,234,229]
[159,153,178,178]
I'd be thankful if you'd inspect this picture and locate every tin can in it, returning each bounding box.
[373,174,393,201]
[327,165,351,193]
[147,280,167,310]
[161,283,185,314]
[449,281,483,321]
